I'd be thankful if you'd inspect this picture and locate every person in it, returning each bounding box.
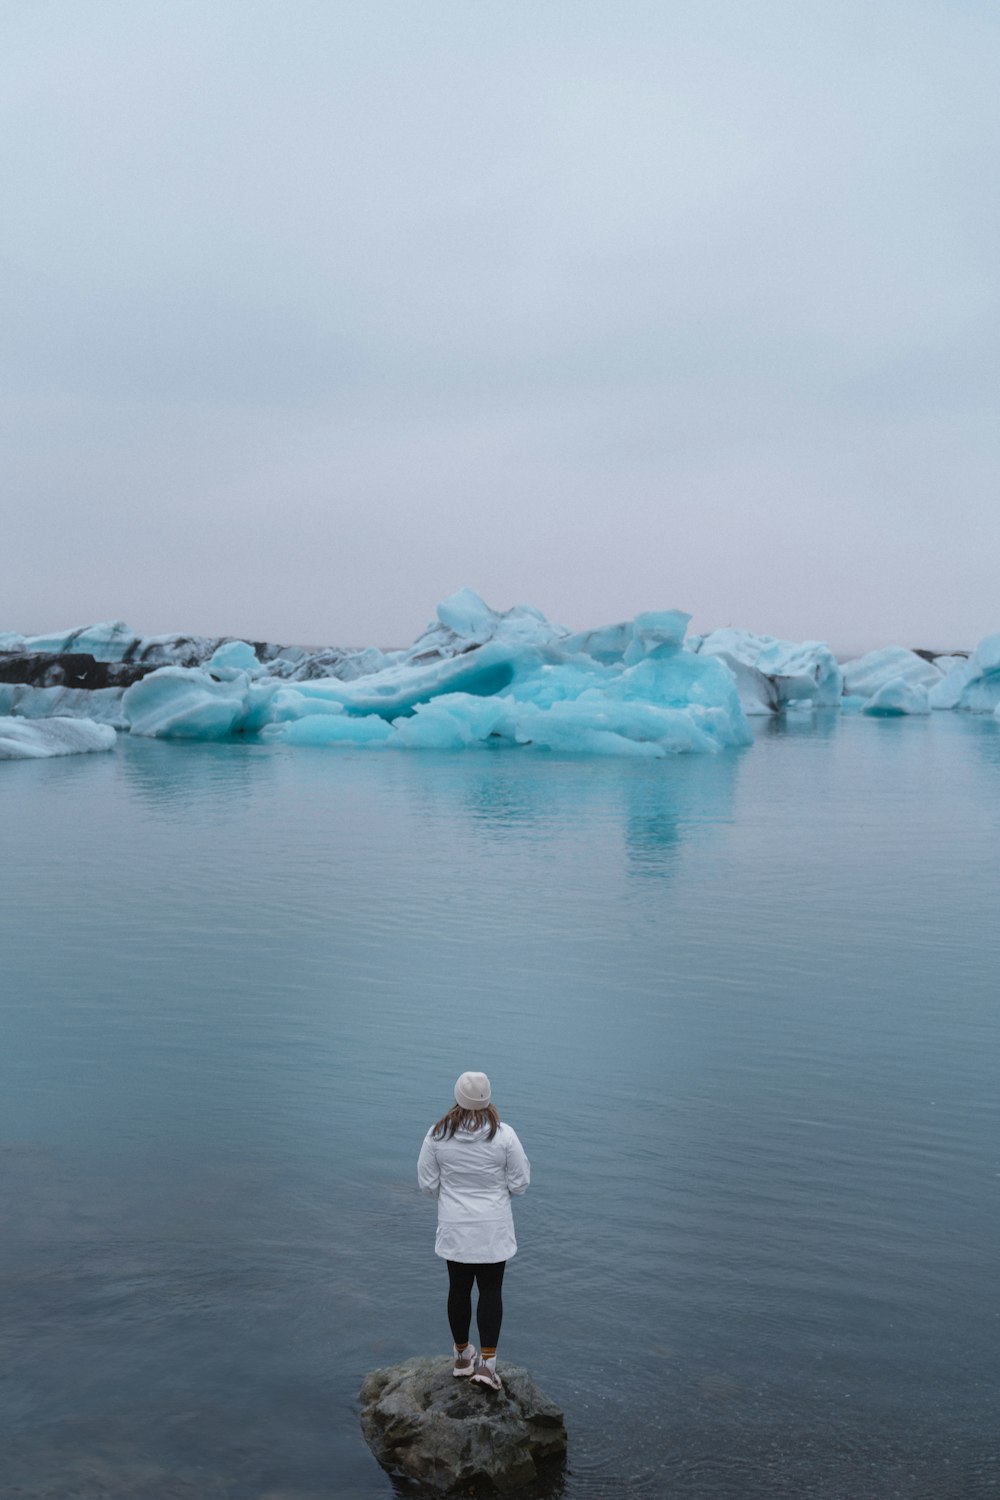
[417,1071,530,1392]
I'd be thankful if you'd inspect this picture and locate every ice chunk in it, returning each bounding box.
[563,610,692,665]
[755,640,842,706]
[263,713,394,747]
[0,684,127,727]
[123,666,277,739]
[691,651,778,716]
[206,640,261,680]
[933,633,1000,713]
[388,694,510,750]
[862,680,931,715]
[694,628,842,710]
[283,646,388,682]
[14,620,310,671]
[21,620,138,660]
[971,634,1000,675]
[842,647,943,700]
[0,715,116,758]
[270,641,520,723]
[932,654,968,675]
[263,631,752,756]
[928,658,973,710]
[405,589,564,660]
[434,587,499,643]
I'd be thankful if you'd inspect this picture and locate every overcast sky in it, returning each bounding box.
[3,1,998,652]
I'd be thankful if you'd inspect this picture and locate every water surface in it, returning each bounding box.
[1,714,998,1497]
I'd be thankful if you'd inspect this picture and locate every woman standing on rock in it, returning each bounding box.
[417,1072,531,1392]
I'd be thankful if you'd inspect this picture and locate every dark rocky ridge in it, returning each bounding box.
[0,653,154,690]
[0,640,378,689]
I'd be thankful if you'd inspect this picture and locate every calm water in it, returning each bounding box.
[1,715,998,1499]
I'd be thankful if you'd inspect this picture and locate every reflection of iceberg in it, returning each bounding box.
[118,593,752,757]
[0,716,115,759]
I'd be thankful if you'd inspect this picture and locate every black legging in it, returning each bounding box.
[446,1260,506,1348]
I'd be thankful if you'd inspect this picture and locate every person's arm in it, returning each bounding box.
[504,1128,531,1196]
[417,1132,440,1197]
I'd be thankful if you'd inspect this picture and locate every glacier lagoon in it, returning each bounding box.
[2,713,998,1499]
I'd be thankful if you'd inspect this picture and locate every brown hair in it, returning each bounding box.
[431,1103,500,1141]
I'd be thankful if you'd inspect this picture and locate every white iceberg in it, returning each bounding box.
[205,639,264,680]
[0,683,127,727]
[862,680,931,716]
[947,633,1000,713]
[21,620,140,660]
[928,659,973,710]
[16,620,308,672]
[842,647,943,700]
[691,628,842,712]
[0,715,116,759]
[925,635,1000,712]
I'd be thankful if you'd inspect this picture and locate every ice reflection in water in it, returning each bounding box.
[1,717,998,1498]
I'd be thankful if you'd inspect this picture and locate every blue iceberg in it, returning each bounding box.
[118,592,752,756]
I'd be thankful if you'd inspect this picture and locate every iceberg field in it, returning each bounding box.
[2,590,999,758]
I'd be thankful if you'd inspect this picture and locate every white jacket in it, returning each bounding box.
[417,1121,530,1263]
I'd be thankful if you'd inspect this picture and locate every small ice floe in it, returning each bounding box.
[841,646,943,700]
[861,680,931,716]
[0,716,116,759]
[122,663,277,740]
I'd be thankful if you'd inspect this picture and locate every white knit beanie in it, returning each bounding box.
[454,1071,492,1111]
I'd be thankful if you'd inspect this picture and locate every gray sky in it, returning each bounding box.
[3,0,998,653]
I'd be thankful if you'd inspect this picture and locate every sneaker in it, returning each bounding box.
[452,1344,476,1377]
[471,1355,503,1391]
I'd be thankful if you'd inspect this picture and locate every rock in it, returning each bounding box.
[358,1355,567,1494]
